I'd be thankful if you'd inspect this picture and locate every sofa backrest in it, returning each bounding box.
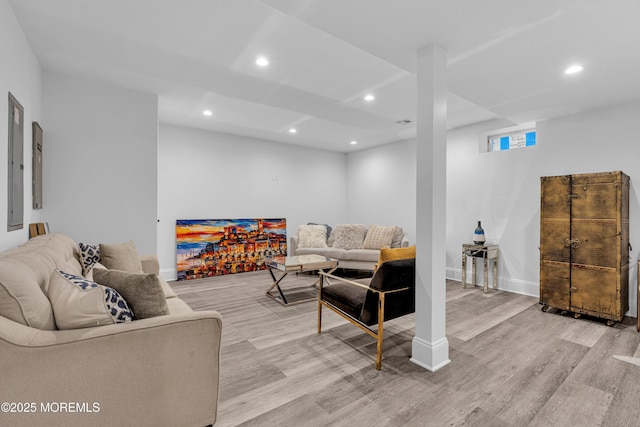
[0,234,80,330]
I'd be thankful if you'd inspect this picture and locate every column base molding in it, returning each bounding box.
[410,336,450,372]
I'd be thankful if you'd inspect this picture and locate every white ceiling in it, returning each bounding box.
[9,0,640,152]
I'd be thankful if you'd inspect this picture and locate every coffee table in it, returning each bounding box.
[265,254,338,306]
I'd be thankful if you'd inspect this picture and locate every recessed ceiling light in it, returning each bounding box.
[350,140,358,145]
[203,110,213,116]
[565,64,583,75]
[364,94,375,101]
[289,128,297,134]
[256,56,269,67]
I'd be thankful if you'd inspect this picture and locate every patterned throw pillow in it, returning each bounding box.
[78,242,101,276]
[331,224,368,250]
[298,224,328,248]
[361,224,396,249]
[47,270,134,330]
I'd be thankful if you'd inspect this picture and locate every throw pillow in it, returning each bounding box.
[331,224,368,250]
[99,240,143,273]
[92,269,169,319]
[307,222,332,240]
[48,270,134,330]
[361,224,396,249]
[78,242,101,276]
[327,227,336,247]
[377,245,416,269]
[298,224,328,248]
[391,227,404,248]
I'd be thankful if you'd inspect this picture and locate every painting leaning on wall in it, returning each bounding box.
[176,218,287,280]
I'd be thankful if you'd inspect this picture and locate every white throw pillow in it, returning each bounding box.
[298,224,328,248]
[47,270,134,330]
[362,224,396,249]
[332,224,368,250]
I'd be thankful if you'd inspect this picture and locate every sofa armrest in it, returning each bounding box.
[0,311,222,427]
[140,254,160,275]
[289,236,299,256]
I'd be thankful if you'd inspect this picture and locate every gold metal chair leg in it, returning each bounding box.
[376,293,385,370]
[317,275,323,334]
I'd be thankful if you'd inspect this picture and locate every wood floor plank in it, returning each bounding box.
[236,394,331,427]
[528,380,614,427]
[557,318,610,348]
[479,338,589,426]
[600,358,640,426]
[566,326,640,395]
[447,293,537,341]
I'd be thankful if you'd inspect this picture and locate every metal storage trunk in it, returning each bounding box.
[539,171,629,323]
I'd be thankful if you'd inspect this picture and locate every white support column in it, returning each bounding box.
[411,44,450,372]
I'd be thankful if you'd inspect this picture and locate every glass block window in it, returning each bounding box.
[488,129,536,152]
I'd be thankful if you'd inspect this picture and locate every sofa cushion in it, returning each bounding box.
[378,245,416,267]
[165,295,193,315]
[322,281,368,319]
[48,270,134,329]
[361,224,396,249]
[295,247,346,259]
[78,242,101,276]
[297,224,328,248]
[341,249,380,262]
[0,258,56,330]
[93,269,169,319]
[160,277,178,298]
[332,224,367,250]
[99,241,144,273]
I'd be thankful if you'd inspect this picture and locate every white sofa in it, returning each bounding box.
[290,224,409,271]
[0,234,222,427]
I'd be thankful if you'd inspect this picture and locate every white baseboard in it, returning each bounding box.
[446,267,539,297]
[160,268,177,282]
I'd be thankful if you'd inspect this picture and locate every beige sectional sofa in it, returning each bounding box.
[290,223,409,271]
[0,234,222,427]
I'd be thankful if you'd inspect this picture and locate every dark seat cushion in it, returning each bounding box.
[321,281,368,319]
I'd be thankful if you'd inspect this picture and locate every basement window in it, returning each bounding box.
[488,128,536,152]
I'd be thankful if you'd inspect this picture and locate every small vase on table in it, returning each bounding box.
[473,221,485,245]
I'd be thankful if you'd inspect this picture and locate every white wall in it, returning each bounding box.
[347,101,640,316]
[446,118,542,295]
[346,138,417,240]
[157,124,348,279]
[0,0,42,251]
[41,72,158,254]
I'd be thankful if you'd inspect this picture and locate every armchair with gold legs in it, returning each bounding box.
[317,258,415,370]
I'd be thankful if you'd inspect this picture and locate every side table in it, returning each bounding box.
[461,243,499,293]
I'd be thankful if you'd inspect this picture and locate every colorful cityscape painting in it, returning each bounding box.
[176,218,287,280]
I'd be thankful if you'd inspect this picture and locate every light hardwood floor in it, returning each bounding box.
[170,271,640,427]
